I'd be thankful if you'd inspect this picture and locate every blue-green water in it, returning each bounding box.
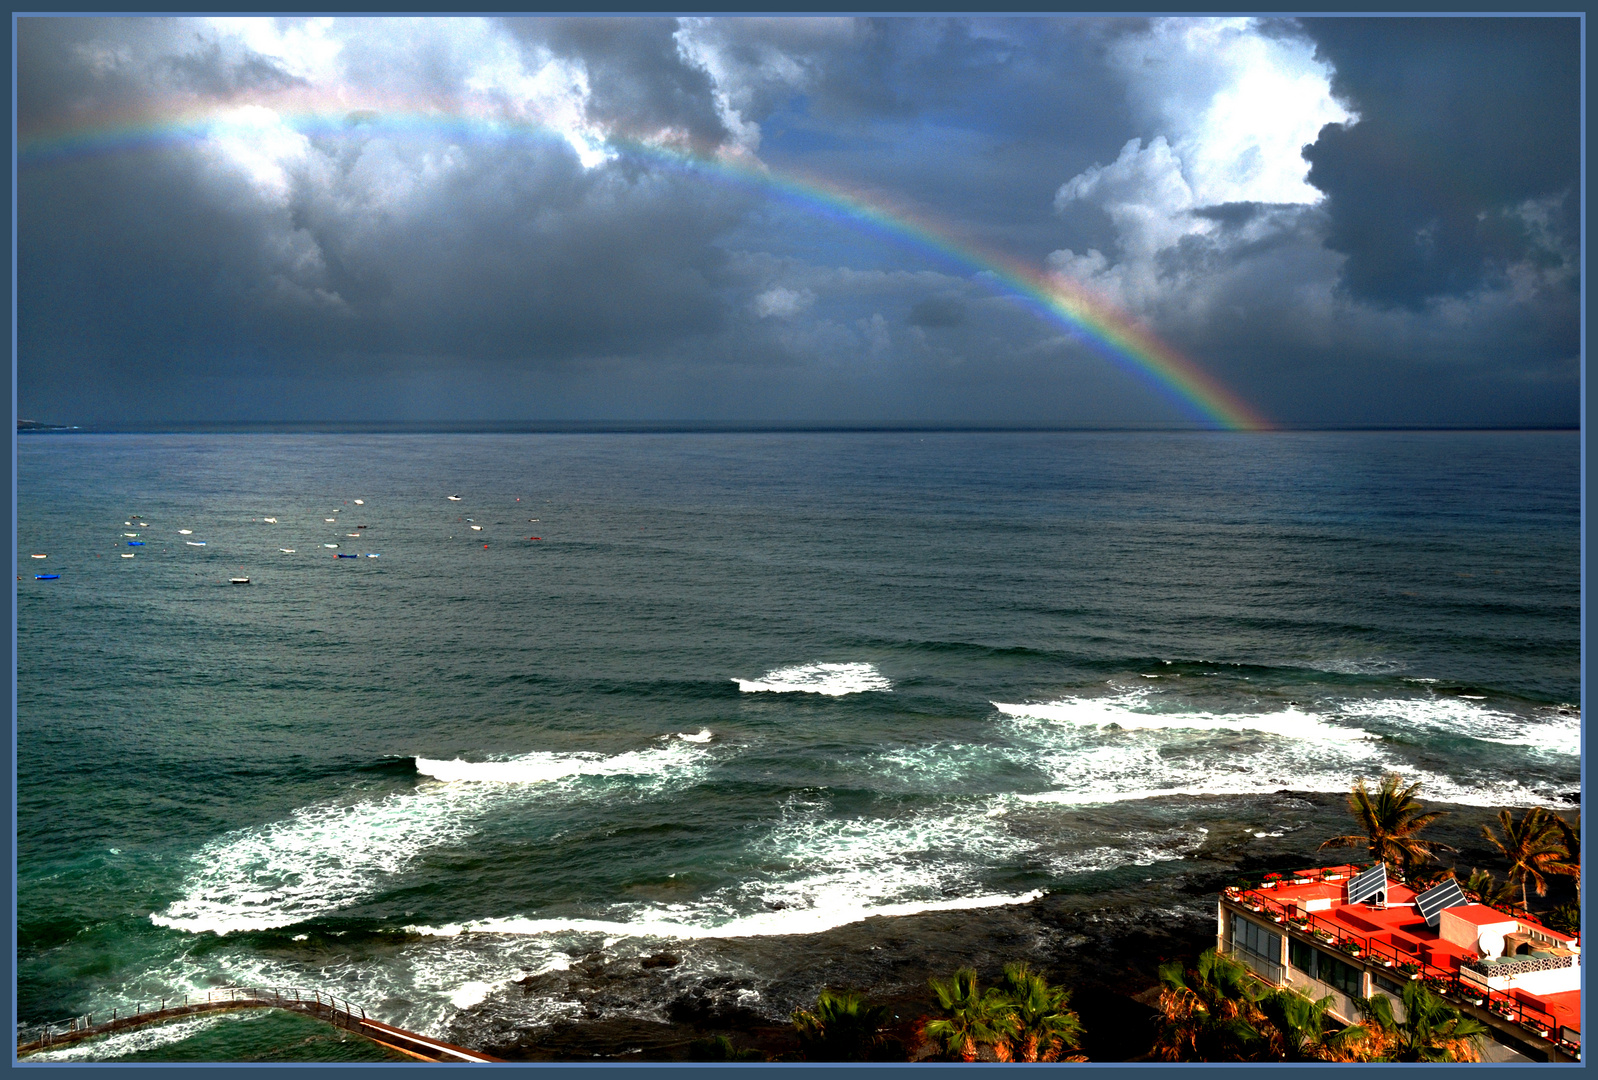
[16,431,1579,1057]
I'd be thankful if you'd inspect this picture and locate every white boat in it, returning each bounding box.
[447,495,462,501]
[121,553,135,559]
[30,554,45,559]
[325,518,336,523]
[264,517,278,523]
[280,548,296,553]
[179,529,192,535]
[123,532,138,537]
[354,500,364,505]
[324,544,339,549]
[187,541,206,547]
[229,577,250,585]
[470,525,483,531]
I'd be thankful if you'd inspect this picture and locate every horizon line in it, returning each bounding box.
[16,422,1580,436]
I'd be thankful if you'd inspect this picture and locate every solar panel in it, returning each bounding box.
[1345,862,1388,905]
[1415,877,1468,928]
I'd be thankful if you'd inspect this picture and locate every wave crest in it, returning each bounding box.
[736,662,891,696]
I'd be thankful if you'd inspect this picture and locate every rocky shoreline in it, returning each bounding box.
[439,791,1570,1063]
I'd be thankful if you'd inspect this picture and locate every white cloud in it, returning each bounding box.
[205,16,343,83]
[753,285,816,318]
[1050,18,1351,313]
[1105,17,1351,207]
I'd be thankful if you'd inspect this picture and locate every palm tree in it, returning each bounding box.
[1151,949,1267,1062]
[995,962,1084,1062]
[1257,986,1380,1062]
[1353,983,1486,1062]
[1462,867,1517,908]
[922,968,1016,1062]
[1481,806,1562,912]
[792,988,889,1061]
[1318,773,1452,873]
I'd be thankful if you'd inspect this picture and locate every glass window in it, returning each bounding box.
[1316,950,1363,997]
[1289,938,1314,974]
[1230,914,1281,963]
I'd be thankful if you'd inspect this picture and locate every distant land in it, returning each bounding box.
[17,419,78,432]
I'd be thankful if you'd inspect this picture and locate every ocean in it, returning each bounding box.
[15,430,1580,1060]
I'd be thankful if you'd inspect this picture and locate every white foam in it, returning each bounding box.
[994,688,1572,809]
[992,695,1377,743]
[411,796,1051,944]
[152,743,710,935]
[415,741,706,785]
[449,980,495,1009]
[1334,696,1580,756]
[736,662,891,696]
[27,1014,226,1061]
[676,729,713,743]
[407,890,1042,942]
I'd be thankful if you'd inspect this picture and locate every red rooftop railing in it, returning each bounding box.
[1223,869,1579,1058]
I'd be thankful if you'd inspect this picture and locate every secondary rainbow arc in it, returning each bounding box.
[19,104,1273,430]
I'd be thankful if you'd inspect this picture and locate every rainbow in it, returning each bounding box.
[19,99,1272,430]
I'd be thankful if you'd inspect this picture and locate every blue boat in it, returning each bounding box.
[336,553,358,558]
[127,540,144,546]
[35,574,59,580]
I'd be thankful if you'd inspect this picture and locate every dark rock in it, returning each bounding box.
[640,953,681,969]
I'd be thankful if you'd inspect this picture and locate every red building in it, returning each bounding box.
[1217,863,1579,1063]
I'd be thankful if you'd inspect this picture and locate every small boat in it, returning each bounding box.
[187,541,205,546]
[179,529,192,535]
[347,533,362,538]
[336,553,358,559]
[354,500,364,505]
[447,495,462,501]
[138,522,148,527]
[324,544,339,549]
[128,540,144,546]
[280,548,296,553]
[365,553,380,558]
[121,554,135,558]
[30,554,45,559]
[123,532,139,537]
[470,525,483,531]
[325,518,336,523]
[230,577,250,584]
[35,574,59,580]
[264,517,278,523]
[356,525,367,529]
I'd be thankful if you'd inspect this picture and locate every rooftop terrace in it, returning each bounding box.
[1221,864,1579,1062]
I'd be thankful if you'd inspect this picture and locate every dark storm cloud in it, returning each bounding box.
[1300,17,1579,308]
[908,296,964,328]
[18,17,757,425]
[503,17,728,147]
[14,17,1584,428]
[18,17,300,131]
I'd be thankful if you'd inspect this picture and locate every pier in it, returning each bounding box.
[16,986,499,1062]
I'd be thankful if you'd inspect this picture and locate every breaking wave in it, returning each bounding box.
[736,662,891,696]
[151,743,710,935]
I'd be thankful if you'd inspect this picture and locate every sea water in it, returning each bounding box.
[15,431,1579,1056]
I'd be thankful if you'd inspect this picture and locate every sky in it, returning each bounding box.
[15,16,1581,429]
